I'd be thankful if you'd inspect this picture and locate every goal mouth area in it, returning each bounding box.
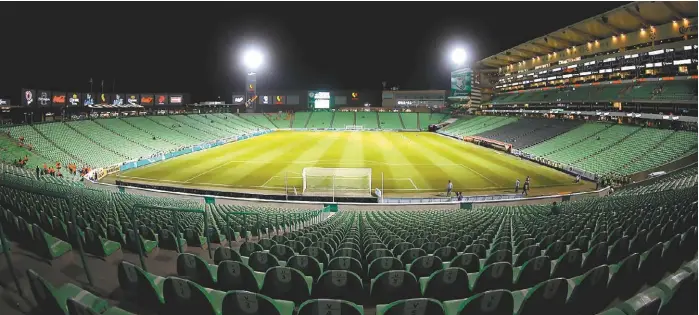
[302,167,372,197]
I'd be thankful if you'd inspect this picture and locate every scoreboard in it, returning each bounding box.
[309,91,331,109]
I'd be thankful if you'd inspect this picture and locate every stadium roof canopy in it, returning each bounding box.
[478,1,698,68]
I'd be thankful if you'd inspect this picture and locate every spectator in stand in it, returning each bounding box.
[549,202,560,216]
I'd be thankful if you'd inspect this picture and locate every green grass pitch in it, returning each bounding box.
[116,131,584,195]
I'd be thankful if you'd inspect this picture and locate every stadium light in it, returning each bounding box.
[451,48,467,66]
[243,49,264,71]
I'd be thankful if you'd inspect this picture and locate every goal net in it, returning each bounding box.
[302,167,372,196]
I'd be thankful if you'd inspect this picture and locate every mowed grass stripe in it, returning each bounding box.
[425,134,574,187]
[411,134,509,187]
[396,133,488,191]
[386,133,452,191]
[204,132,324,187]
[338,132,365,166]
[367,132,399,190]
[122,132,289,181]
[119,131,580,193]
[183,133,307,182]
[272,132,344,189]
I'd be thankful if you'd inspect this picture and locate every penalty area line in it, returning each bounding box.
[458,164,500,187]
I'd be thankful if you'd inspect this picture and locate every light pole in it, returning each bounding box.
[242,49,264,113]
[451,48,467,67]
[449,47,470,109]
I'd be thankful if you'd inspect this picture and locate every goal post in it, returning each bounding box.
[302,167,372,196]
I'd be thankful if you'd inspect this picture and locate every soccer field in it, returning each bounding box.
[115,131,585,195]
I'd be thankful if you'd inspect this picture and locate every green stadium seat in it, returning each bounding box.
[124,229,157,255]
[656,269,696,315]
[639,243,664,285]
[565,265,609,315]
[485,250,512,266]
[258,238,276,250]
[581,242,608,272]
[513,256,550,290]
[216,261,263,292]
[177,253,218,288]
[158,228,186,252]
[607,236,630,264]
[399,248,426,264]
[240,241,264,256]
[213,246,243,264]
[377,298,446,315]
[433,246,458,261]
[513,245,540,267]
[32,224,72,261]
[297,299,364,315]
[616,286,663,315]
[449,253,481,273]
[117,261,165,309]
[287,255,322,280]
[471,262,513,294]
[260,266,312,304]
[27,269,108,315]
[221,290,295,315]
[608,253,642,300]
[422,267,471,301]
[248,251,281,272]
[408,255,443,278]
[513,278,568,315]
[301,246,330,266]
[313,270,364,305]
[371,270,421,305]
[67,298,135,315]
[269,244,295,262]
[162,277,225,315]
[83,227,120,258]
[598,309,627,315]
[442,290,514,315]
[367,257,403,279]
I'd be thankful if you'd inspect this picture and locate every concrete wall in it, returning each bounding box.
[95,182,609,211]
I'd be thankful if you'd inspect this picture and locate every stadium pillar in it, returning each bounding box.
[285,172,288,201]
[332,175,336,203]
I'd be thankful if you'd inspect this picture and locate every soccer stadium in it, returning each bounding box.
[0,2,697,315]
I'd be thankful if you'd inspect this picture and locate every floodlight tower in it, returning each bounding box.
[448,47,472,109]
[243,49,263,113]
[451,48,467,67]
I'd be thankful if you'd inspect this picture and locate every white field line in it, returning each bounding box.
[184,159,241,183]
[459,163,500,187]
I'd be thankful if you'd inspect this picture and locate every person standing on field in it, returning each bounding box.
[522,180,530,196]
[447,180,453,197]
[515,179,520,193]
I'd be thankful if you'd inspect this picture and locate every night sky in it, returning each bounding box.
[0,2,625,103]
